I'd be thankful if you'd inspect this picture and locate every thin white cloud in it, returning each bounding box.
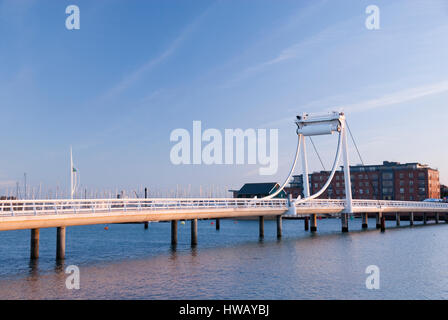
[224,3,360,88]
[337,80,448,114]
[258,80,448,128]
[99,4,215,102]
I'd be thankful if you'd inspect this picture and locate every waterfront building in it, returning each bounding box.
[286,161,440,201]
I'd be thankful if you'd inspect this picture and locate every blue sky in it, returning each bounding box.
[0,0,447,198]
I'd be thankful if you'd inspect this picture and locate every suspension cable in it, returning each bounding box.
[346,119,376,198]
[295,130,343,203]
[261,133,302,200]
[345,120,364,165]
[309,136,326,171]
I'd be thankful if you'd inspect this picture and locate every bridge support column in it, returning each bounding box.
[396,213,400,226]
[341,213,349,233]
[310,214,317,232]
[30,229,40,260]
[410,212,414,226]
[276,215,282,238]
[216,218,220,230]
[381,215,386,232]
[362,213,368,229]
[171,220,178,245]
[435,212,440,224]
[304,216,309,231]
[376,213,381,229]
[144,222,149,229]
[259,216,264,238]
[423,213,427,225]
[56,227,66,260]
[191,219,198,246]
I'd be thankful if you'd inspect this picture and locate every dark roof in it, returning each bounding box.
[237,183,279,195]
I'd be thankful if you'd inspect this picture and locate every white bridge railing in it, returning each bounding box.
[295,199,448,212]
[0,198,288,217]
[1,198,447,218]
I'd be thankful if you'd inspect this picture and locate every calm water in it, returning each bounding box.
[0,217,447,299]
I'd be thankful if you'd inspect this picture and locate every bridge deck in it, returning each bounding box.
[0,198,287,231]
[0,198,447,231]
[294,199,448,214]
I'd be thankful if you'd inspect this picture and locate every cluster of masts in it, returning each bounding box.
[1,183,232,200]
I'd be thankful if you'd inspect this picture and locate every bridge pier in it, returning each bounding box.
[191,219,197,246]
[144,222,149,229]
[276,215,282,238]
[30,229,40,260]
[259,216,264,238]
[216,218,220,230]
[304,216,309,231]
[410,212,414,226]
[381,215,386,232]
[423,213,427,225]
[56,227,66,260]
[171,220,178,245]
[361,213,368,229]
[435,212,440,224]
[341,213,349,233]
[376,213,381,229]
[396,213,400,226]
[310,214,317,232]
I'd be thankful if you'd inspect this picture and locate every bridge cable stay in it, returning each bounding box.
[345,120,365,165]
[345,120,377,199]
[308,136,327,171]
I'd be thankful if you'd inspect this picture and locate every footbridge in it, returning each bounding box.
[1,111,447,260]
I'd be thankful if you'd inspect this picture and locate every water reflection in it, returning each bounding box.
[0,219,447,299]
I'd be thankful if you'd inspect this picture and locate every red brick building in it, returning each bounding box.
[286,161,440,201]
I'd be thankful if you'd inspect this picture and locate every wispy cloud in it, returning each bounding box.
[258,80,448,128]
[98,4,215,102]
[223,3,359,88]
[336,80,448,114]
[225,29,335,88]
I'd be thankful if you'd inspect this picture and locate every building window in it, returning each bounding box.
[382,172,393,180]
[400,188,404,194]
[382,180,393,187]
[409,173,413,178]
